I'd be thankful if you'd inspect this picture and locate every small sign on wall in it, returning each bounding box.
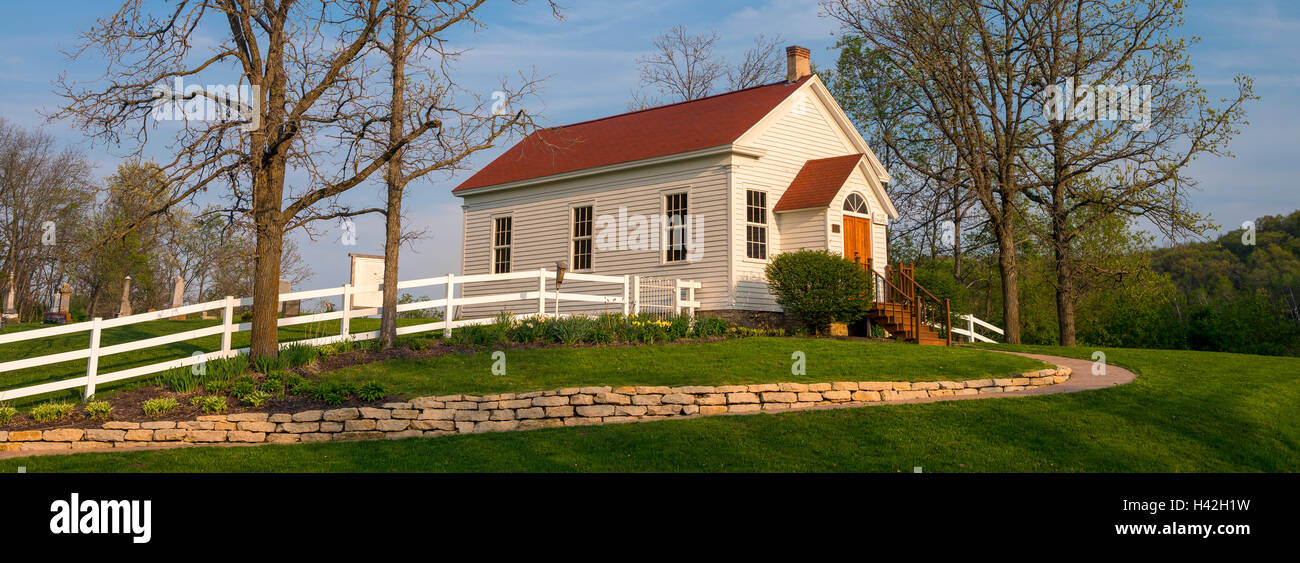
[349,253,385,308]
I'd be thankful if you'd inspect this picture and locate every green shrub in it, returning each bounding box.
[692,316,730,338]
[357,381,386,402]
[30,402,76,422]
[313,381,354,405]
[230,379,257,402]
[589,314,621,344]
[261,373,285,395]
[242,390,271,407]
[549,316,594,345]
[252,354,286,374]
[84,400,114,420]
[765,250,873,335]
[627,315,671,343]
[449,317,511,347]
[190,395,227,414]
[142,397,179,418]
[509,316,549,343]
[280,343,320,368]
[286,373,311,395]
[206,355,250,381]
[0,405,16,425]
[157,367,202,393]
[204,378,232,394]
[667,315,692,340]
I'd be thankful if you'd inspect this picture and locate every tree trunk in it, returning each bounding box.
[952,210,963,279]
[248,24,289,360]
[994,219,1021,344]
[1054,244,1076,346]
[379,0,409,348]
[249,209,284,358]
[379,186,402,347]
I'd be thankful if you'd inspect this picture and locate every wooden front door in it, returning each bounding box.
[844,215,872,266]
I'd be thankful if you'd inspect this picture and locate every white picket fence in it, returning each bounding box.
[0,270,701,402]
[949,314,1004,343]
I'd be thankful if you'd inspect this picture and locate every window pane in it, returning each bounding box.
[665,193,688,262]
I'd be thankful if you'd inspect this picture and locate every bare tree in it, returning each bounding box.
[630,27,785,110]
[51,1,536,358]
[726,34,786,90]
[374,0,552,347]
[0,119,94,321]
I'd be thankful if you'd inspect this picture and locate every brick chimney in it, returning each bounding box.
[786,45,811,82]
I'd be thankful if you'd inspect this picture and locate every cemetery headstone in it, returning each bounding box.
[171,276,186,320]
[117,276,133,317]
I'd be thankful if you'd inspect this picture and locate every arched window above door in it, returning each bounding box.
[843,193,869,214]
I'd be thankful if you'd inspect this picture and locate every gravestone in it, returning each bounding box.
[279,279,300,317]
[117,276,133,317]
[43,284,72,324]
[170,276,186,320]
[2,271,17,322]
[349,253,385,309]
[58,284,71,316]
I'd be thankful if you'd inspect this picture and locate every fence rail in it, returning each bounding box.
[950,314,1004,343]
[0,270,700,402]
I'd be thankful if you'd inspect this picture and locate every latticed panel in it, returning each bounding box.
[637,276,678,317]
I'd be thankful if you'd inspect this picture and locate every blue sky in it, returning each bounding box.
[0,0,1296,289]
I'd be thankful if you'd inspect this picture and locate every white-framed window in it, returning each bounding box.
[746,189,768,260]
[571,204,593,271]
[664,192,689,262]
[492,216,512,273]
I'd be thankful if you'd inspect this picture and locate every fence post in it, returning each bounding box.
[967,315,975,343]
[944,298,951,347]
[221,296,234,357]
[84,317,103,398]
[687,282,696,318]
[537,268,546,317]
[622,275,630,316]
[673,280,682,315]
[632,276,641,315]
[444,273,455,337]
[340,283,352,341]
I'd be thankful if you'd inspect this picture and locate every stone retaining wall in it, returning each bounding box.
[0,367,1071,453]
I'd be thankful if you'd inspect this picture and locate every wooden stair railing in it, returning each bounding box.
[858,258,952,346]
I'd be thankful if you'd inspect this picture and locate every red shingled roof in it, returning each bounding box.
[452,77,810,193]
[772,154,865,212]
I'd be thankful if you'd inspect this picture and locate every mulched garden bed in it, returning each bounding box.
[4,335,762,432]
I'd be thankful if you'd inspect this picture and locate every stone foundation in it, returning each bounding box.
[696,309,798,331]
[0,367,1071,453]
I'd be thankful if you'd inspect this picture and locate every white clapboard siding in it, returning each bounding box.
[459,154,731,318]
[728,81,890,311]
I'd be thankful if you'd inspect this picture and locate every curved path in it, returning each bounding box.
[802,350,1136,411]
[1,352,1137,460]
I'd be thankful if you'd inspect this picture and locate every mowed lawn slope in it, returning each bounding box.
[314,337,1049,397]
[4,345,1297,472]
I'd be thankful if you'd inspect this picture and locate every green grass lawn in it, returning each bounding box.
[4,343,1297,472]
[316,337,1049,397]
[0,317,436,407]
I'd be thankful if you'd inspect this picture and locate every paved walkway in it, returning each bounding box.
[1,352,1137,461]
[804,350,1137,410]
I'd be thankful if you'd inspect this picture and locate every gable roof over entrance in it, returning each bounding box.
[452,77,811,193]
[772,154,865,212]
